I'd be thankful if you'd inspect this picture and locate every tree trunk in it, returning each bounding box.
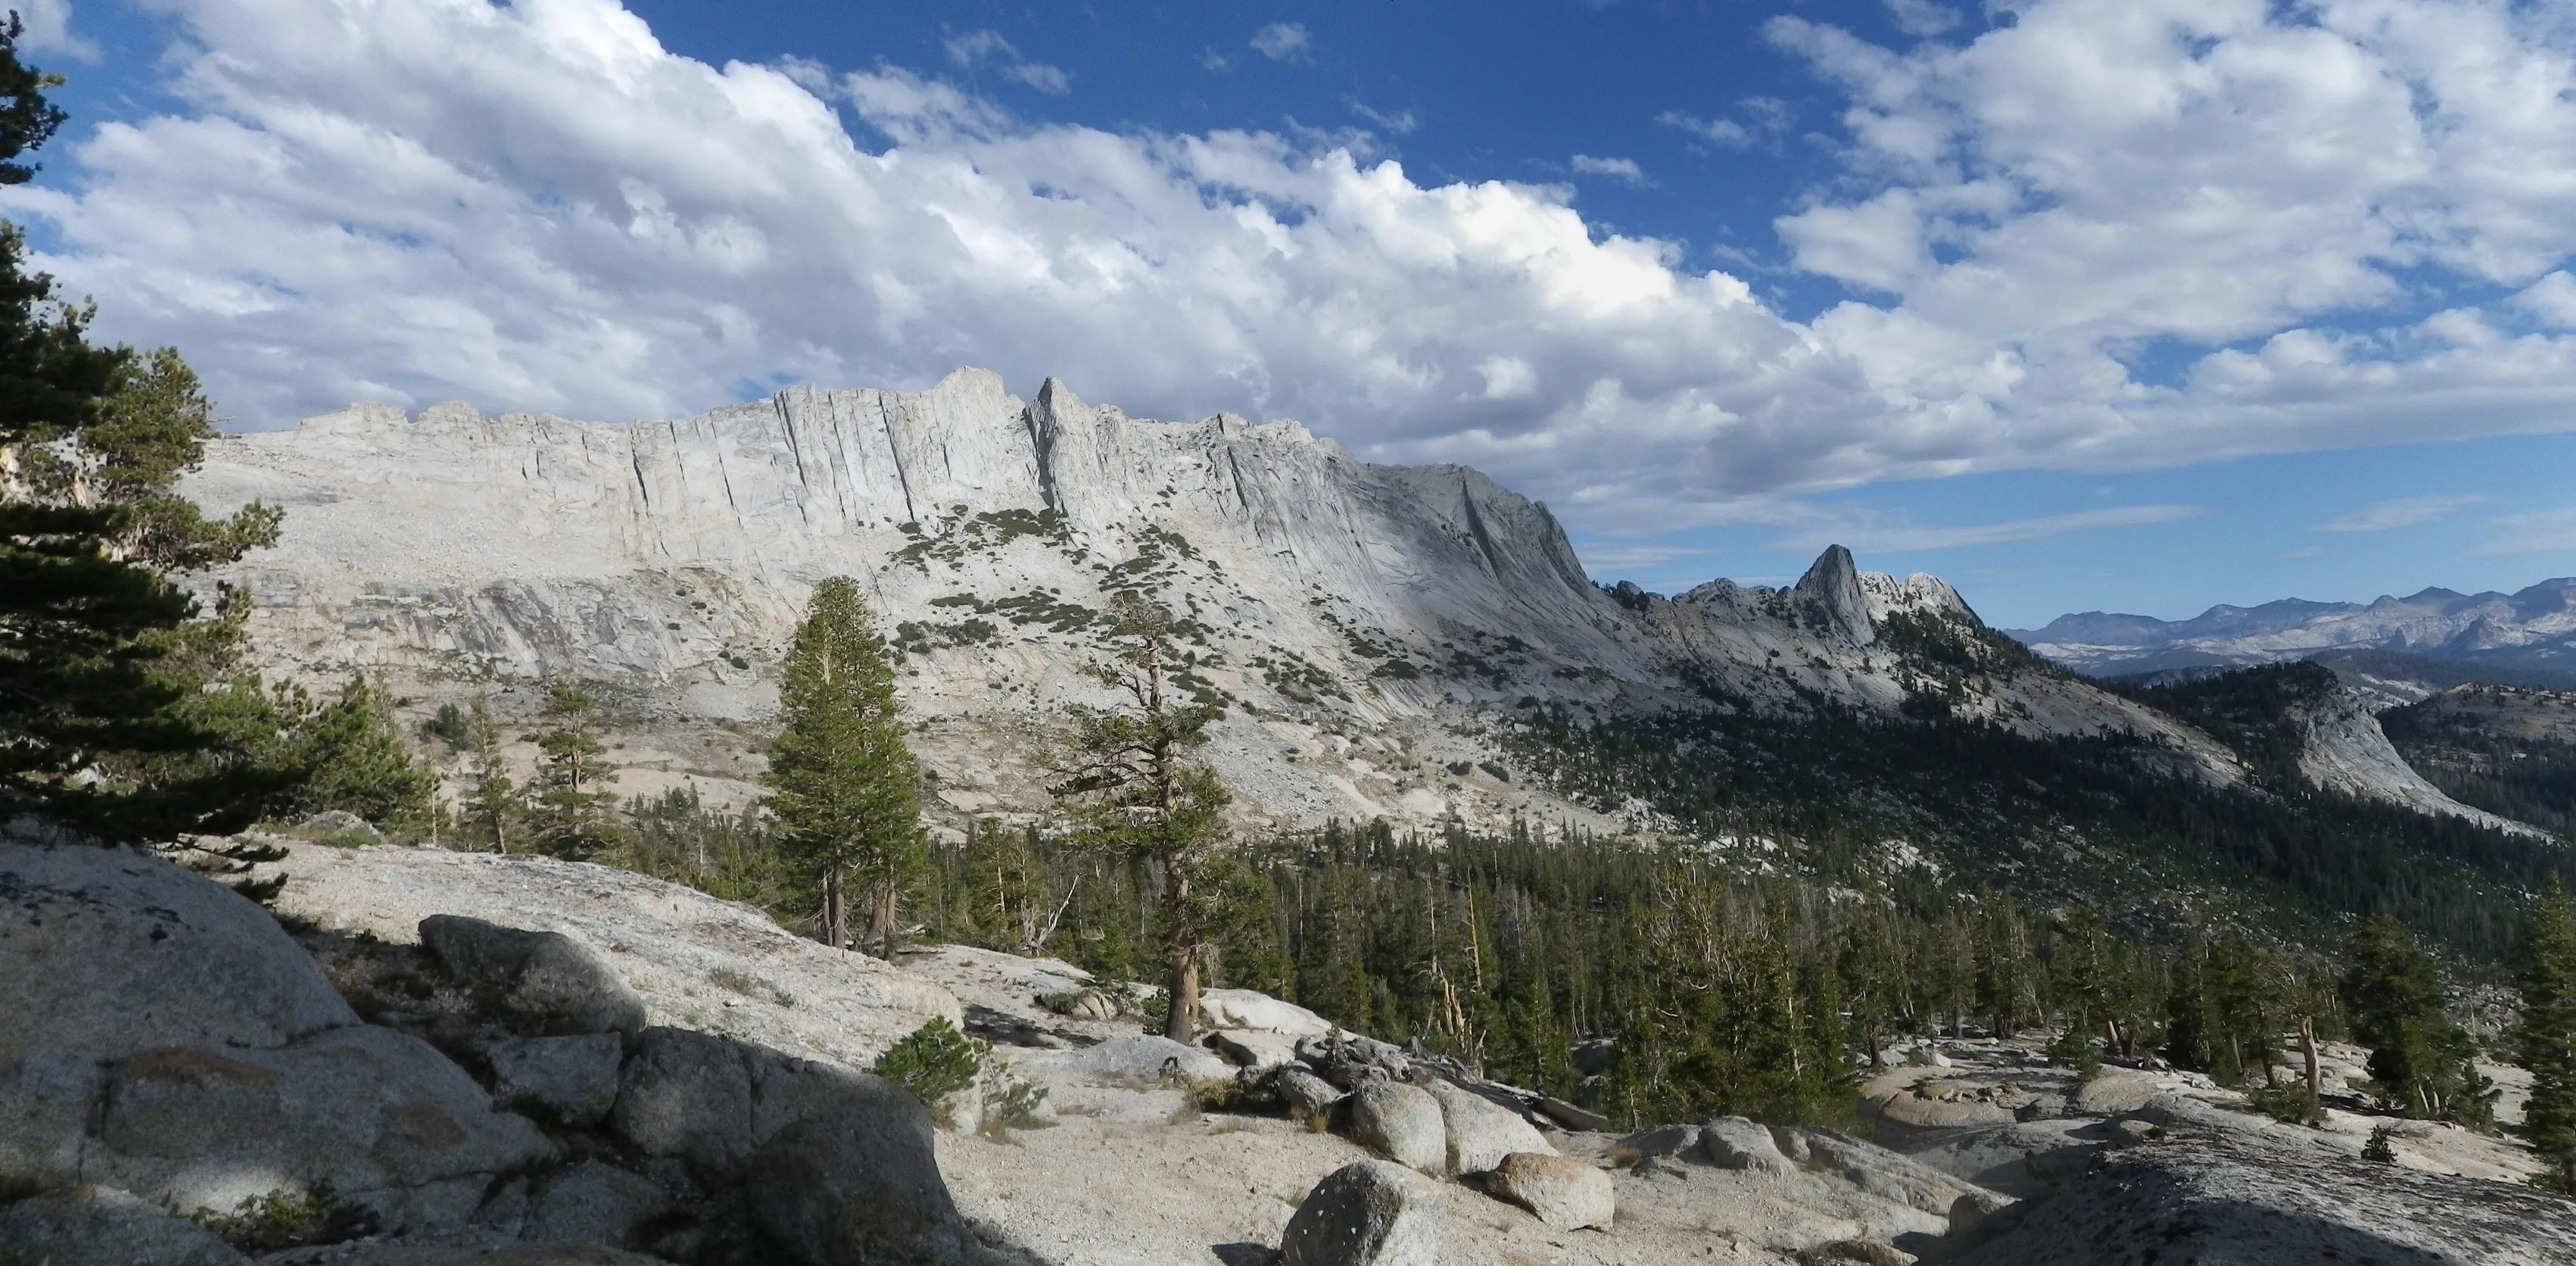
[822,865,847,951]
[1166,936,1200,1043]
[2299,1015,2322,1099]
[867,884,899,960]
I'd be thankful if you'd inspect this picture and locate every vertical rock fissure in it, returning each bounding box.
[1456,472,1509,581]
[875,394,921,525]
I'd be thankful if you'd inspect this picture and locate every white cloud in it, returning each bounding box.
[2316,492,2486,532]
[1656,109,1751,148]
[942,30,1011,67]
[1478,356,1537,400]
[14,0,2576,544]
[1883,0,1961,39]
[1766,504,2207,554]
[2477,505,2576,555]
[14,0,97,61]
[1251,22,1310,61]
[1569,154,1651,186]
[940,27,1068,95]
[1005,62,1070,95]
[1349,101,1417,135]
[2514,271,2576,326]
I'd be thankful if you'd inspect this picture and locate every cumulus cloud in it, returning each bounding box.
[1569,154,1651,186]
[2514,271,2576,326]
[11,0,2576,544]
[2316,493,2486,532]
[1251,22,1310,61]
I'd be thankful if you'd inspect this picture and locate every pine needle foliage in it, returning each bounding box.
[0,24,286,843]
[1048,592,1234,1043]
[528,684,627,861]
[2512,876,2576,1191]
[763,577,927,956]
[2341,915,2496,1127]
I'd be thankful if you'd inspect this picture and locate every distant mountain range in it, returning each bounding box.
[2006,579,2576,683]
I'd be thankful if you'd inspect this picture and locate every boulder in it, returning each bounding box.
[1486,1152,1615,1230]
[0,1186,249,1265]
[1298,1032,1413,1090]
[1948,1128,2576,1265]
[420,915,647,1037]
[743,1104,970,1266]
[606,1026,911,1183]
[1207,1028,1300,1071]
[1277,1160,1442,1266]
[1908,1044,1953,1068]
[1011,1034,1233,1087]
[1793,1128,1992,1218]
[89,1025,557,1230]
[1426,1080,1553,1176]
[0,842,357,1071]
[481,1033,626,1128]
[245,842,961,1068]
[1339,1080,1446,1174]
[1199,988,1332,1037]
[1613,1124,1698,1162]
[1948,1190,2012,1237]
[1278,1066,1347,1118]
[1536,1096,1610,1132]
[2073,1074,2161,1117]
[513,1162,673,1248]
[1699,1116,1793,1175]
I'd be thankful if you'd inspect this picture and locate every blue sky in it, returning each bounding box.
[11,0,2576,628]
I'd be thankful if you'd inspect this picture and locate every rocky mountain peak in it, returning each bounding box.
[1794,544,1875,644]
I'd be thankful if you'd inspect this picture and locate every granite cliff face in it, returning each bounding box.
[185,369,2241,828]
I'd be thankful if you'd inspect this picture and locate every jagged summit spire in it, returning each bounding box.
[1794,544,1874,644]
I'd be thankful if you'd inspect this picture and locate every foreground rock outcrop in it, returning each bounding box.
[241,837,959,1066]
[0,837,1010,1265]
[1950,1127,2576,1265]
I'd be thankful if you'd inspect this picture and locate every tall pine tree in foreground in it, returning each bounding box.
[2512,876,2576,1191]
[764,577,926,956]
[1050,592,1233,1042]
[0,19,284,842]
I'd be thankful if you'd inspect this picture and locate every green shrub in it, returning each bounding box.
[871,1016,986,1112]
[2363,1124,2398,1162]
[2246,1083,2324,1126]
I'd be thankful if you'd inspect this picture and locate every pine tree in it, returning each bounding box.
[0,20,285,842]
[527,684,626,861]
[2512,876,2576,1191]
[762,577,927,956]
[1975,893,2034,1039]
[458,697,523,853]
[2163,937,2218,1072]
[285,673,437,830]
[2046,909,2110,1077]
[1838,891,1902,1065]
[2341,915,2494,1127]
[1051,592,1235,1043]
